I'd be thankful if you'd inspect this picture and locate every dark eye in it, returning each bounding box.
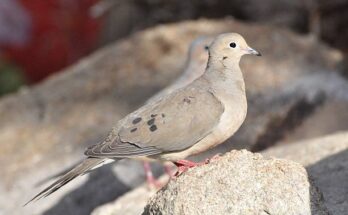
[229,42,236,48]
[204,45,209,50]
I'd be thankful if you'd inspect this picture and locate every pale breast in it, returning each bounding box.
[212,94,247,144]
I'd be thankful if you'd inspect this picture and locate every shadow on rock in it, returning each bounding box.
[43,164,130,215]
[308,149,348,215]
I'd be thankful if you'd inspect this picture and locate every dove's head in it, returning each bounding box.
[209,33,261,63]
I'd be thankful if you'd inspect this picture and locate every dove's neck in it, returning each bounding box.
[203,57,246,97]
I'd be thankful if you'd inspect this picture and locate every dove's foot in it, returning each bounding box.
[173,159,202,177]
[173,154,222,177]
[143,161,162,189]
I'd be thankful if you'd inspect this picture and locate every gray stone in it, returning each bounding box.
[264,132,348,214]
[143,150,328,215]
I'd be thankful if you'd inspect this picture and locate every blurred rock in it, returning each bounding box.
[263,132,348,214]
[91,176,168,215]
[248,72,348,151]
[99,0,311,45]
[91,186,156,215]
[144,150,328,215]
[100,0,348,68]
[0,19,343,214]
[279,99,348,144]
[317,0,348,53]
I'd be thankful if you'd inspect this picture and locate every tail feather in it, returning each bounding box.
[24,157,109,206]
[35,159,84,187]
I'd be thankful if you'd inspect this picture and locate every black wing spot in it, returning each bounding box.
[130,128,137,133]
[161,113,165,118]
[223,56,228,60]
[147,118,155,125]
[151,114,157,118]
[149,125,157,132]
[132,117,142,124]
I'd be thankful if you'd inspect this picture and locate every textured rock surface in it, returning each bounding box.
[144,150,328,215]
[264,132,348,214]
[0,19,344,214]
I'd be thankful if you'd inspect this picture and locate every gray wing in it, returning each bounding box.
[85,84,224,158]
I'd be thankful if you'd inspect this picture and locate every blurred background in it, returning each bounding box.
[1,0,348,215]
[1,0,348,97]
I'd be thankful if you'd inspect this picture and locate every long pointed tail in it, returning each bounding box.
[24,157,112,206]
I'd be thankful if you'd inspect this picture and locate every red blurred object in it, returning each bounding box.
[2,0,102,83]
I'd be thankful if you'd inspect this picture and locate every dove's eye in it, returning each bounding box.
[229,42,236,48]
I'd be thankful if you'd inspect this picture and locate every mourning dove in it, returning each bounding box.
[25,33,261,205]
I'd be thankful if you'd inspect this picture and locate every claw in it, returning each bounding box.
[173,159,202,177]
[173,154,222,177]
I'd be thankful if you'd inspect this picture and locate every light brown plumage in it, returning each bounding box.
[25,33,261,205]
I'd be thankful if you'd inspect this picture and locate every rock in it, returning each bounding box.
[144,150,328,215]
[100,0,311,45]
[317,0,348,54]
[0,19,343,214]
[93,132,348,215]
[91,176,168,215]
[248,72,348,151]
[99,0,348,69]
[278,99,348,144]
[263,132,348,214]
[91,187,156,215]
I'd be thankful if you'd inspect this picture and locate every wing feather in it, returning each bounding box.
[85,80,223,158]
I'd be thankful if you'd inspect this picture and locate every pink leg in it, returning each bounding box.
[163,163,174,178]
[173,159,202,177]
[173,154,222,177]
[143,161,161,188]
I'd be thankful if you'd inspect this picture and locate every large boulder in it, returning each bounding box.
[0,18,344,214]
[263,132,348,214]
[143,150,328,215]
[93,132,348,215]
